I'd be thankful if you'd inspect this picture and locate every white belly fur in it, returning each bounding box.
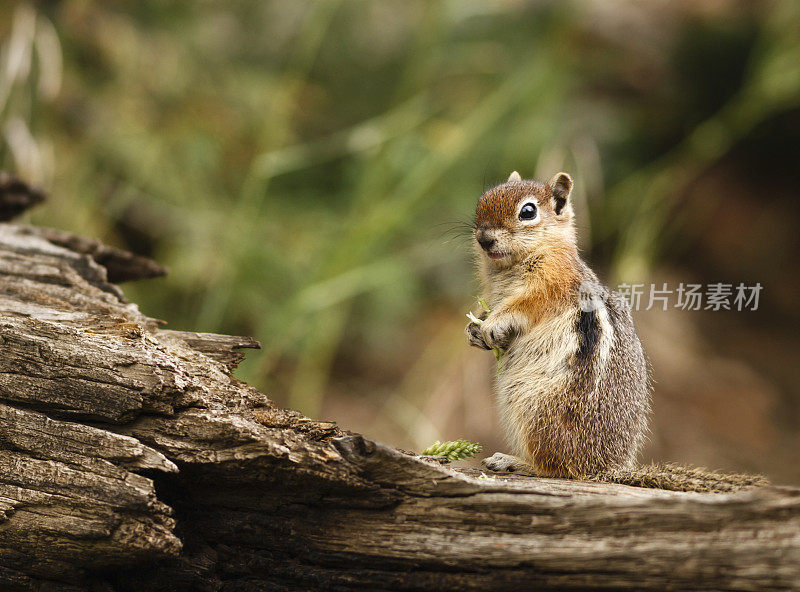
[494,306,578,458]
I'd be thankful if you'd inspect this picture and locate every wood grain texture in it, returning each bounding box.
[0,221,797,591]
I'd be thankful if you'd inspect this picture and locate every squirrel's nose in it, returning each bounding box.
[477,232,496,251]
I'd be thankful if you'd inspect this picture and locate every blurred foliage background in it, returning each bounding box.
[1,1,798,482]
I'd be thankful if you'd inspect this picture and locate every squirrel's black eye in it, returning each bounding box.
[519,202,537,221]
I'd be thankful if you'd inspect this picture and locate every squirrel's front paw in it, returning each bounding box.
[480,314,517,350]
[466,322,490,350]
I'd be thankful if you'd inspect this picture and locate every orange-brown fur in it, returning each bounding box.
[473,175,581,337]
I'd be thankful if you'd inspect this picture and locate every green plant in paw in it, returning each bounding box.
[422,439,483,461]
[466,297,505,371]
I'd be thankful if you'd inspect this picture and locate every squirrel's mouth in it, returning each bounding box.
[486,251,508,260]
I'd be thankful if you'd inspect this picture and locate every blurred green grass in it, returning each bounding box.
[1,1,798,421]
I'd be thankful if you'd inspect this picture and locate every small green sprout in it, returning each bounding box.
[422,439,483,461]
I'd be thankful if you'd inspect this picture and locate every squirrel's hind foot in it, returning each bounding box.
[482,452,538,476]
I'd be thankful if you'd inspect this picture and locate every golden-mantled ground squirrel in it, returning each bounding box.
[466,171,650,478]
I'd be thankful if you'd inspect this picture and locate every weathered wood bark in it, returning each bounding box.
[0,217,798,591]
[0,173,44,222]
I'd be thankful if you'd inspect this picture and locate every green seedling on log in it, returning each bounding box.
[422,439,483,461]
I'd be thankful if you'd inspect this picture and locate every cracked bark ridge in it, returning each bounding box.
[0,221,798,591]
[0,173,45,222]
[17,225,168,283]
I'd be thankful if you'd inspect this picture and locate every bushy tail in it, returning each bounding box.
[587,463,769,493]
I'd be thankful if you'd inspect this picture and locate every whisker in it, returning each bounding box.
[435,218,477,244]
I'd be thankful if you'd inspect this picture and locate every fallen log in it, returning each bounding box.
[0,217,797,591]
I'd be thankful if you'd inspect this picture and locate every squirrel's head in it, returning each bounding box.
[474,171,575,267]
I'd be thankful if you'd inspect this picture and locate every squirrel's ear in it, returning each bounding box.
[547,172,573,217]
[507,171,522,183]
